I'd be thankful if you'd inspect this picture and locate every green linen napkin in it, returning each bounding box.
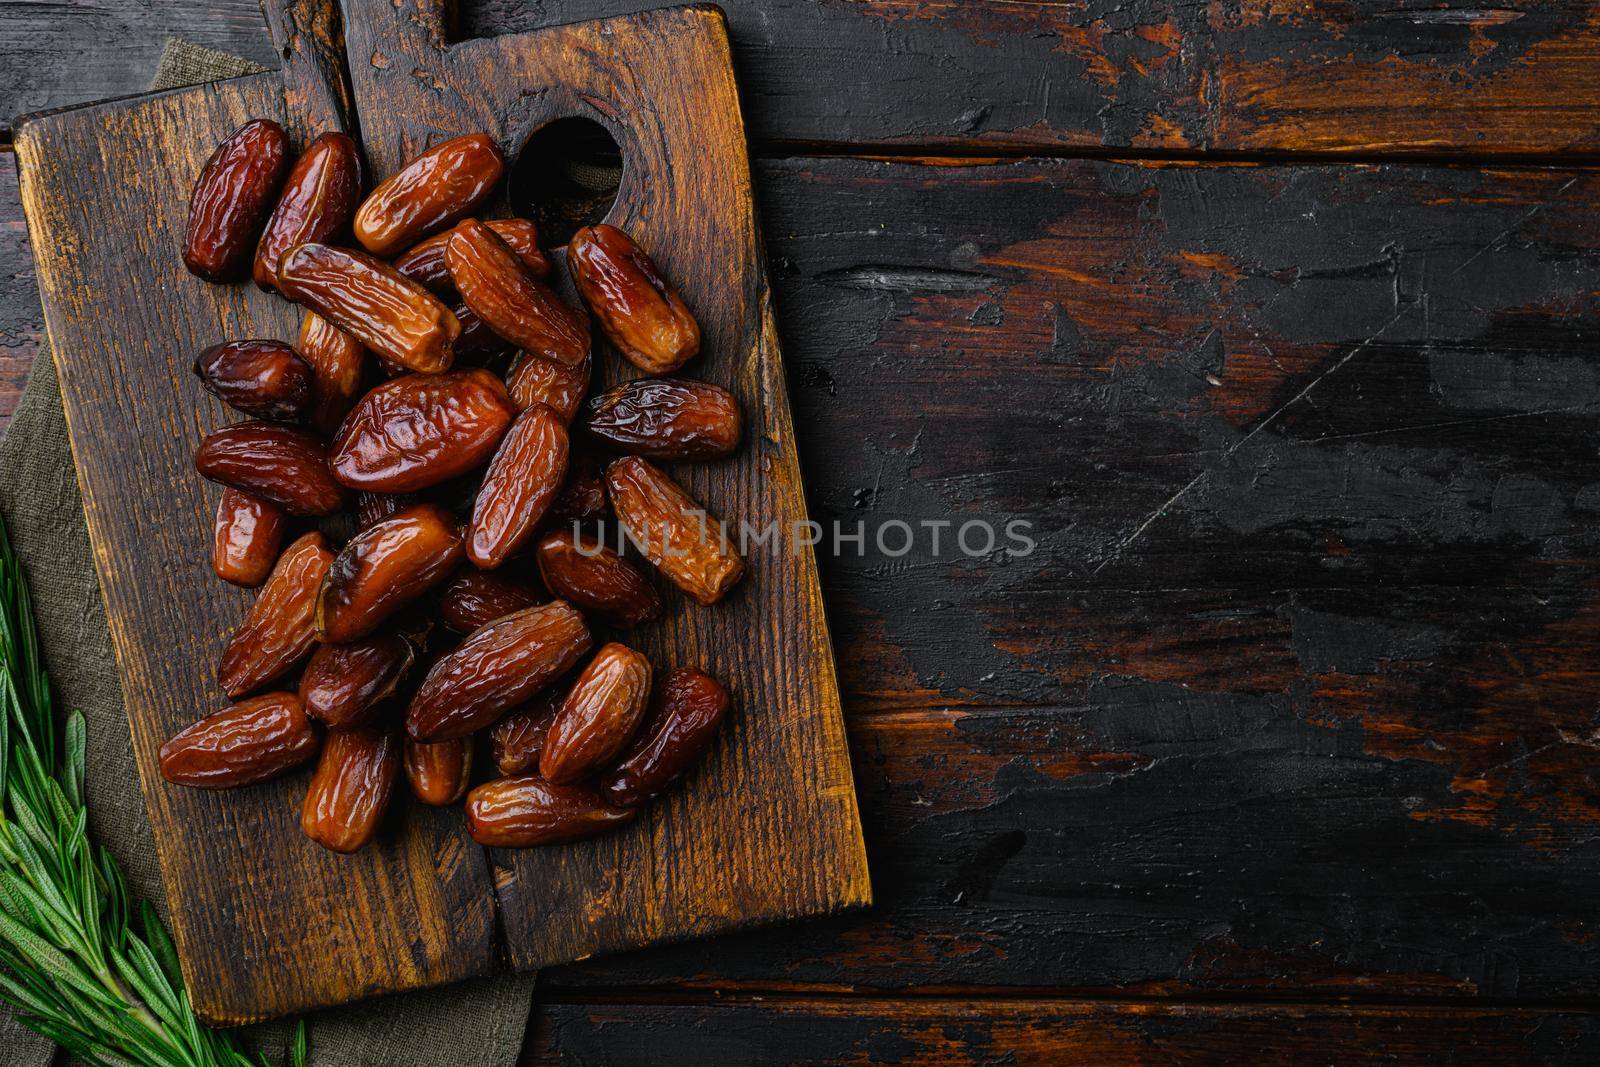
[0,38,536,1067]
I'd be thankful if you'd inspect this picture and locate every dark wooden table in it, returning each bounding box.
[7,1,1600,1062]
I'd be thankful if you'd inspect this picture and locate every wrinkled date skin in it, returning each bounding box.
[329,369,515,492]
[159,691,319,789]
[354,133,505,256]
[194,340,314,421]
[568,224,699,375]
[508,352,590,424]
[253,132,365,291]
[586,378,742,460]
[213,488,287,588]
[219,532,334,697]
[548,455,609,525]
[604,457,745,605]
[465,776,635,848]
[436,570,541,634]
[469,405,569,569]
[184,118,289,281]
[489,696,558,776]
[298,630,415,729]
[396,218,550,297]
[445,219,590,366]
[453,302,514,359]
[535,530,661,627]
[297,311,367,436]
[196,421,347,516]
[598,667,730,807]
[277,242,460,374]
[301,727,400,853]
[541,643,652,783]
[404,737,473,806]
[317,503,464,643]
[406,601,591,742]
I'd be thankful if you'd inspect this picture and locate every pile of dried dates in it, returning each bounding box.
[161,119,746,854]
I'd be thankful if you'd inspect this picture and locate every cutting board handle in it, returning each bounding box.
[258,0,357,136]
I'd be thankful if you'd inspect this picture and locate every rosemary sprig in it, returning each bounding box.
[0,514,305,1066]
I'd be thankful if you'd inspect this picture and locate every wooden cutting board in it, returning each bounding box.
[13,0,869,1025]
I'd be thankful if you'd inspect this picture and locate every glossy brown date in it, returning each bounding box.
[468,405,569,569]
[604,457,744,605]
[489,696,558,776]
[585,378,741,460]
[406,601,591,742]
[195,421,347,517]
[296,311,366,436]
[395,218,550,297]
[218,532,334,698]
[193,340,314,421]
[355,490,422,531]
[354,133,504,256]
[298,629,415,729]
[452,302,514,359]
[253,132,365,291]
[404,736,473,806]
[159,691,319,789]
[184,119,289,281]
[547,455,609,525]
[540,643,652,784]
[436,570,542,634]
[212,488,287,588]
[598,667,730,807]
[534,529,661,627]
[277,242,459,375]
[301,727,399,853]
[329,369,515,491]
[568,224,699,375]
[317,503,464,643]
[445,219,589,366]
[507,352,589,424]
[465,776,635,848]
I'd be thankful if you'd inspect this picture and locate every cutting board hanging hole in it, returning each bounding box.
[510,116,624,246]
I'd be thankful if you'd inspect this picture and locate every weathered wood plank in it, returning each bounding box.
[6,0,1600,155]
[527,996,1600,1064]
[0,154,37,425]
[13,76,501,1025]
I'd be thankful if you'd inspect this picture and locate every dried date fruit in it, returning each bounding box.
[296,311,366,435]
[468,405,569,569]
[547,455,609,525]
[193,339,314,421]
[298,630,415,729]
[355,490,423,531]
[395,218,550,297]
[507,352,589,424]
[489,696,558,776]
[212,488,287,588]
[604,457,744,605]
[277,242,459,374]
[354,133,504,256]
[301,727,399,853]
[406,601,591,741]
[195,422,347,516]
[159,691,318,789]
[585,378,741,460]
[598,667,730,807]
[534,529,661,627]
[253,132,365,291]
[329,369,515,491]
[540,643,652,784]
[436,570,541,634]
[184,119,290,281]
[445,219,589,366]
[465,776,635,848]
[404,737,473,806]
[317,503,463,643]
[568,224,699,374]
[218,532,334,697]
[453,302,514,358]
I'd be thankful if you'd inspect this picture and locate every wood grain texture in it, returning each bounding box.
[12,79,499,1024]
[0,154,39,426]
[258,0,355,135]
[8,0,1600,156]
[336,0,870,970]
[527,996,1600,1065]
